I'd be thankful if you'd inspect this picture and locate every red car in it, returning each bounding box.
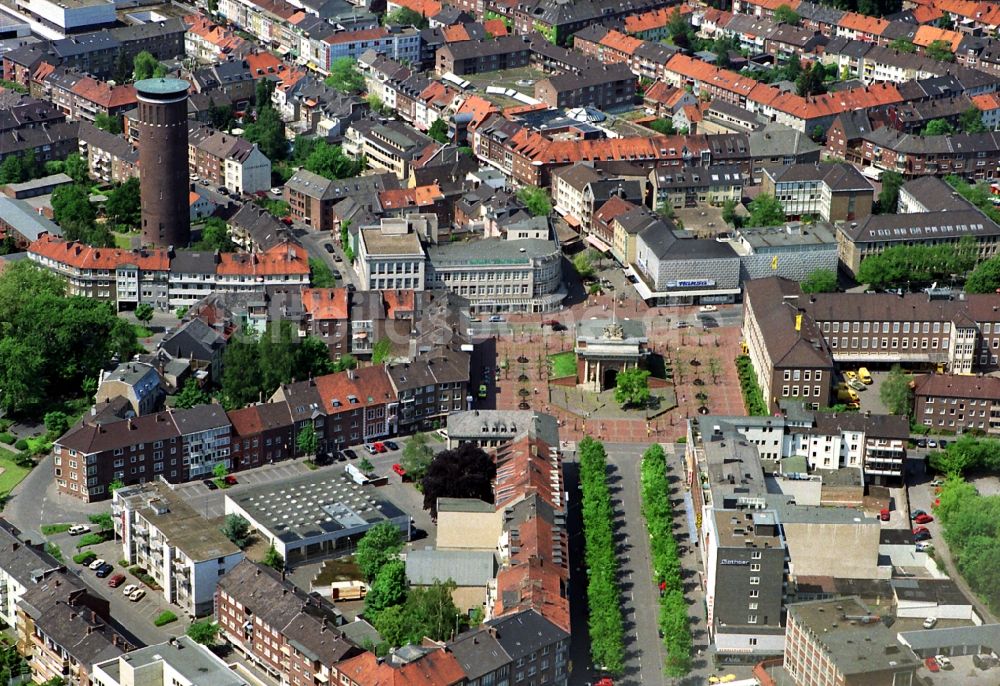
[879,508,890,521]
[912,525,930,535]
[914,513,934,524]
[925,657,940,673]
[392,463,406,477]
[373,442,387,453]
[224,475,238,485]
[107,574,126,588]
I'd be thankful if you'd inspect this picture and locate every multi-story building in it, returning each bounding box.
[850,127,1000,181]
[733,222,840,283]
[784,598,920,686]
[95,362,164,416]
[742,277,837,412]
[535,63,636,111]
[913,373,1000,434]
[52,404,231,501]
[284,170,400,232]
[632,227,742,306]
[92,636,247,686]
[344,119,436,180]
[78,121,139,184]
[426,235,565,314]
[113,482,243,616]
[435,35,532,75]
[762,163,874,223]
[188,124,271,194]
[647,164,745,209]
[357,220,427,292]
[322,26,419,68]
[386,348,470,431]
[0,519,64,628]
[216,560,359,686]
[16,0,116,35]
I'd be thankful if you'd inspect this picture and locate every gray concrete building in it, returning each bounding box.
[631,228,741,305]
[733,222,839,282]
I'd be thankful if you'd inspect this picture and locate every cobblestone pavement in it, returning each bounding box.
[478,296,746,443]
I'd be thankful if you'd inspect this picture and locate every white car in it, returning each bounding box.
[923,617,938,629]
[88,558,106,570]
[927,440,938,448]
[935,655,952,669]
[121,584,139,596]
[916,542,933,552]
[68,524,90,535]
[270,187,283,195]
[699,305,718,313]
[128,589,146,602]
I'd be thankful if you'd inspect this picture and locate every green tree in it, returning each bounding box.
[889,38,915,53]
[372,604,410,646]
[51,184,103,245]
[174,378,210,409]
[64,153,89,184]
[800,268,838,293]
[186,619,220,645]
[244,105,287,161]
[965,256,1000,293]
[359,455,374,473]
[399,580,459,642]
[721,198,742,228]
[401,433,434,481]
[795,62,827,97]
[572,250,596,279]
[365,558,407,615]
[747,193,785,227]
[614,368,651,409]
[958,108,987,134]
[427,118,449,144]
[134,303,154,324]
[856,236,977,288]
[923,118,954,136]
[221,514,252,547]
[296,335,334,378]
[213,462,229,480]
[366,94,387,114]
[94,113,122,135]
[773,4,799,24]
[516,187,551,217]
[297,424,318,457]
[194,217,237,252]
[309,257,335,287]
[324,57,365,94]
[355,521,403,582]
[255,78,274,112]
[879,364,912,416]
[666,7,696,50]
[208,99,234,130]
[133,51,167,81]
[304,140,364,180]
[0,154,25,184]
[108,478,125,493]
[262,544,284,572]
[371,338,392,364]
[104,177,141,231]
[383,6,428,28]
[876,171,904,214]
[88,512,113,530]
[44,411,70,438]
[648,118,675,135]
[926,39,955,62]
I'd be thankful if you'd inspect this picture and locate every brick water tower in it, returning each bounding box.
[136,77,191,248]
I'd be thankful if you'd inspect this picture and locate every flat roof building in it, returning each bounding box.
[92,636,248,686]
[224,471,411,564]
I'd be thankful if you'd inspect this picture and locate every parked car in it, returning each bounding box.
[270,187,282,195]
[392,463,406,477]
[88,558,106,570]
[939,439,949,449]
[915,439,927,448]
[488,315,505,323]
[95,563,114,578]
[77,552,96,566]
[478,384,488,398]
[844,371,858,381]
[341,448,358,461]
[930,479,945,487]
[365,444,378,455]
[108,574,126,588]
[224,475,238,485]
[923,617,938,629]
[912,526,930,535]
[121,584,139,596]
[203,479,218,490]
[911,510,927,520]
[698,305,718,313]
[879,508,890,521]
[858,367,873,384]
[915,542,933,552]
[914,531,932,542]
[935,655,952,669]
[847,378,866,391]
[68,524,91,536]
[373,442,387,453]
[324,244,335,254]
[383,440,399,451]
[129,589,146,602]
[676,321,688,329]
[914,513,934,524]
[927,440,938,448]
[925,656,940,672]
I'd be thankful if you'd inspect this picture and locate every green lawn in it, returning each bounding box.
[41,523,71,535]
[26,437,51,455]
[548,352,577,379]
[134,325,154,338]
[0,453,31,498]
[113,233,134,250]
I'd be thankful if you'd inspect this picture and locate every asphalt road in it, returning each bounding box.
[296,227,360,290]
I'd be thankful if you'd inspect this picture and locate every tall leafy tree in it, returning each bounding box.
[421,443,496,516]
[400,433,434,481]
[800,269,838,293]
[747,193,785,227]
[221,514,252,547]
[879,365,912,416]
[365,559,407,615]
[614,368,651,408]
[244,106,287,161]
[104,178,141,231]
[516,187,551,217]
[174,378,211,409]
[965,256,1000,293]
[324,57,365,93]
[64,153,89,184]
[427,119,449,144]
[303,141,363,179]
[297,424,318,457]
[876,171,904,214]
[355,521,403,581]
[133,51,167,81]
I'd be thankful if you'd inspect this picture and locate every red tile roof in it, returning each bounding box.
[70,77,137,109]
[314,365,395,414]
[599,29,644,56]
[911,5,944,23]
[302,287,348,320]
[388,0,442,20]
[483,18,509,36]
[334,649,465,686]
[454,95,497,131]
[624,7,682,34]
[837,11,890,36]
[29,234,169,271]
[227,405,264,438]
[383,289,415,318]
[216,242,309,277]
[378,184,444,209]
[913,24,963,51]
[322,27,391,45]
[493,559,570,632]
[972,92,1000,111]
[441,24,470,42]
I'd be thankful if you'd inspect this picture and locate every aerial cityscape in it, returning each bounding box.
[1,0,1000,683]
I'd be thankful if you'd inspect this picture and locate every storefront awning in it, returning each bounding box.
[585,234,613,253]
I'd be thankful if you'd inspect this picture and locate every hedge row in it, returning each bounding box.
[736,355,768,416]
[154,611,178,627]
[578,437,625,675]
[639,443,692,677]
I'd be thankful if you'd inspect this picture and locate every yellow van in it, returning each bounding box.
[858,367,873,384]
[837,388,860,403]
